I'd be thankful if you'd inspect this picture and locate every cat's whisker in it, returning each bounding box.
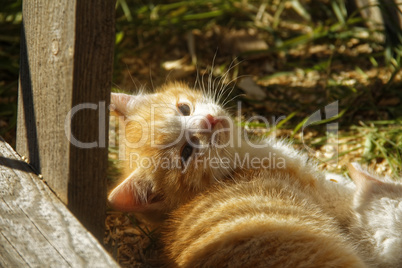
[222,93,245,110]
[200,67,208,98]
[195,66,208,98]
[164,69,175,84]
[209,50,219,99]
[215,73,245,106]
[213,146,236,182]
[215,58,242,98]
[193,64,202,93]
[125,64,141,92]
[214,74,231,104]
[211,60,236,102]
[223,148,236,177]
[219,82,237,107]
[212,75,223,103]
[148,64,156,92]
[112,82,124,92]
[219,73,250,107]
[216,58,241,94]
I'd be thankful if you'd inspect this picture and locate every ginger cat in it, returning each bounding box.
[108,82,355,228]
[348,163,402,268]
[162,170,366,268]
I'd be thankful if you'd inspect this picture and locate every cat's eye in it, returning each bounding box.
[181,143,193,164]
[177,103,191,116]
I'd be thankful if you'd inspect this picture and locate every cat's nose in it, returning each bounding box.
[206,114,219,128]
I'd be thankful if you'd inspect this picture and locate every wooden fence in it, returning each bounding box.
[1,0,119,266]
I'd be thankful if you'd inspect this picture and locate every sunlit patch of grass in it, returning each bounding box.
[353,120,402,175]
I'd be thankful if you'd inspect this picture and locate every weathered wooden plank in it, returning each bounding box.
[0,232,28,267]
[16,1,115,239]
[0,137,119,267]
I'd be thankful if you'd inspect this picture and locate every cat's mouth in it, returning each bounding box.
[210,120,231,147]
[187,116,231,149]
[213,118,229,130]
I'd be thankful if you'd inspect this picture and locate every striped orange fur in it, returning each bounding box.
[163,170,366,268]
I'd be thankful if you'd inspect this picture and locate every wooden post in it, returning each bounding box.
[17,1,115,240]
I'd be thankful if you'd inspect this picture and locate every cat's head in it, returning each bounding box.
[348,163,402,211]
[108,82,235,223]
[348,163,402,261]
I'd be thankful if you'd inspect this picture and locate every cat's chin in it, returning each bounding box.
[108,199,165,213]
[135,200,165,213]
[131,204,169,226]
[119,200,169,226]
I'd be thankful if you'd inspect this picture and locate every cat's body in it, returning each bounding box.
[107,82,402,266]
[108,82,355,228]
[348,163,402,268]
[163,170,365,268]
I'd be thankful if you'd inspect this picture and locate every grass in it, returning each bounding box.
[354,121,402,174]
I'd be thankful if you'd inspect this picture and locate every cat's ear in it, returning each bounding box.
[110,93,133,116]
[110,92,153,117]
[348,162,382,192]
[108,169,162,212]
